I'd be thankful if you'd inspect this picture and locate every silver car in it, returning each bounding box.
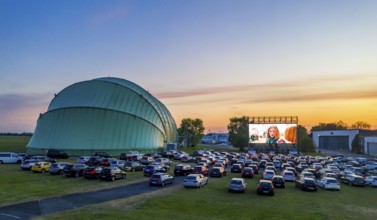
[20,159,38,170]
[49,162,70,175]
[228,178,247,193]
[183,174,208,188]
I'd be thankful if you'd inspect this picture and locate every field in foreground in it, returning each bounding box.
[1,136,377,220]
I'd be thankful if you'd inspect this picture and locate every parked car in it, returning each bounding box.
[124,161,145,172]
[230,164,243,173]
[140,156,155,165]
[144,165,166,177]
[300,171,316,180]
[250,164,259,174]
[364,176,377,187]
[20,159,38,170]
[341,174,365,187]
[228,178,247,193]
[110,159,126,169]
[209,167,227,178]
[31,161,51,173]
[316,177,340,190]
[77,156,91,164]
[49,162,70,175]
[174,164,194,176]
[295,178,318,192]
[0,152,23,164]
[31,156,56,163]
[85,156,102,166]
[99,167,126,181]
[93,152,112,158]
[149,173,175,186]
[241,167,254,178]
[271,175,285,188]
[46,149,69,159]
[83,166,103,179]
[193,166,209,176]
[263,170,275,180]
[183,174,208,188]
[99,158,113,167]
[257,180,275,196]
[155,158,172,166]
[63,164,88,177]
[281,170,296,182]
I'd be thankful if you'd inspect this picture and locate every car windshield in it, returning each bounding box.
[175,166,183,170]
[186,176,196,180]
[260,182,271,187]
[327,179,338,183]
[151,174,161,178]
[231,180,242,185]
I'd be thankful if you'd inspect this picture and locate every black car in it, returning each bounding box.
[83,166,103,179]
[295,178,318,191]
[209,167,227,178]
[46,149,69,159]
[257,180,275,196]
[124,161,145,172]
[144,165,167,177]
[86,156,102,166]
[99,167,126,181]
[92,152,112,158]
[231,164,243,173]
[241,167,254,178]
[174,164,194,176]
[63,164,88,177]
[271,175,285,188]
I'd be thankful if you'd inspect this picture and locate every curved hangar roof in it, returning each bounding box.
[27,77,177,154]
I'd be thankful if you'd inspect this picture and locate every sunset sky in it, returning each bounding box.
[1,0,377,133]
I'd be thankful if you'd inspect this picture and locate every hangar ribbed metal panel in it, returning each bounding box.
[27,77,177,155]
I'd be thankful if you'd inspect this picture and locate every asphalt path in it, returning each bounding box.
[0,176,186,220]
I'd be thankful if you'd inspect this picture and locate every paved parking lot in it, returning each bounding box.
[0,177,185,220]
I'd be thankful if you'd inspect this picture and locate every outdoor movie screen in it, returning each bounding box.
[249,124,297,144]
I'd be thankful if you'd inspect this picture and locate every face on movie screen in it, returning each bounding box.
[249,124,297,144]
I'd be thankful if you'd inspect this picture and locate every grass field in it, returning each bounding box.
[0,135,31,152]
[1,136,377,220]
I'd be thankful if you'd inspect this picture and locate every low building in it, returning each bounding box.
[201,133,229,144]
[312,129,377,156]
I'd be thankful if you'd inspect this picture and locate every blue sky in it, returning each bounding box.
[1,0,377,133]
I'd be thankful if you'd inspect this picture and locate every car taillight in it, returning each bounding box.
[90,171,96,174]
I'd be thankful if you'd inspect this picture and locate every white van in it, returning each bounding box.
[0,152,23,164]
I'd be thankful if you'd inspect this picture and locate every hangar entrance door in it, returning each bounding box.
[319,136,349,150]
[367,143,377,156]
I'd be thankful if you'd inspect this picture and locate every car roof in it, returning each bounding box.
[231,178,244,181]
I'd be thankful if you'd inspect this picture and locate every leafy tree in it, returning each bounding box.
[177,118,205,147]
[297,125,315,153]
[310,120,348,133]
[351,134,362,153]
[351,121,371,129]
[227,116,249,151]
[299,136,316,152]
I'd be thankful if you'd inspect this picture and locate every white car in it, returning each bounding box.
[317,177,340,190]
[263,170,275,180]
[282,170,296,182]
[77,156,91,164]
[300,171,315,180]
[364,176,377,187]
[183,174,208,188]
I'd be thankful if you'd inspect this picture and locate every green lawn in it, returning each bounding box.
[0,135,31,152]
[1,136,377,219]
[45,171,377,220]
